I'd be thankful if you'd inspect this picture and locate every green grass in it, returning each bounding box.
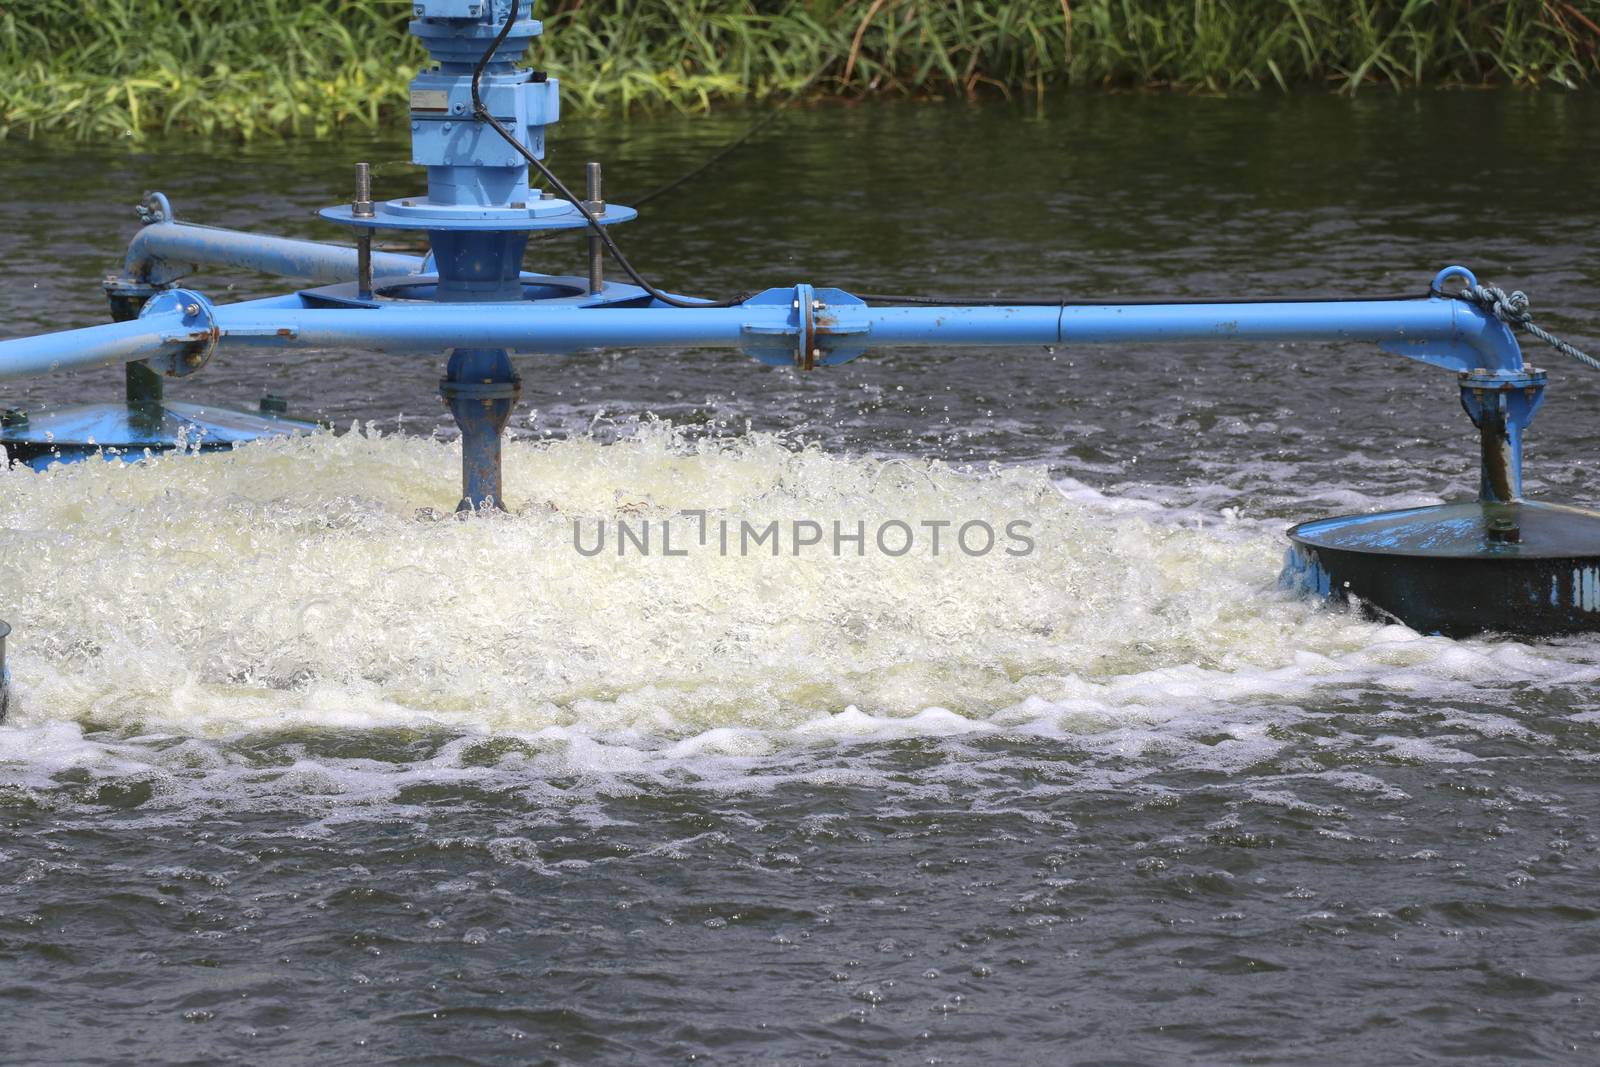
[3,0,1598,140]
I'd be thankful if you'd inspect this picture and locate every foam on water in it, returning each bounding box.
[0,425,1593,806]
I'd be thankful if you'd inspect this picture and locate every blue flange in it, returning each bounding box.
[318,200,636,232]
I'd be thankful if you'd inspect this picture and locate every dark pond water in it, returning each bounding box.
[1,91,1599,1065]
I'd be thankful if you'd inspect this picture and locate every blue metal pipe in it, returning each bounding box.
[0,292,1522,378]
[120,222,425,287]
[210,294,1518,365]
[211,303,763,353]
[0,309,192,379]
[868,298,1522,372]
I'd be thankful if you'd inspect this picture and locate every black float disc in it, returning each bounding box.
[1285,501,1600,637]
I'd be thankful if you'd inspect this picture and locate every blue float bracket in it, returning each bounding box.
[1459,367,1545,503]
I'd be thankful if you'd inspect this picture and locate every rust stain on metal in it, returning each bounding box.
[799,299,818,371]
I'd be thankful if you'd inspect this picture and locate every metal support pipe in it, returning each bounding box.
[109,291,166,434]
[0,619,10,722]
[585,162,605,295]
[441,348,521,511]
[1478,407,1522,502]
[118,221,424,288]
[354,163,375,301]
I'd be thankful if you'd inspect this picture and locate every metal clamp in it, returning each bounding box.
[1459,365,1547,422]
[439,377,523,402]
[140,289,219,377]
[738,285,873,369]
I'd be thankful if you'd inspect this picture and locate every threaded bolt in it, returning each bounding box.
[353,162,374,219]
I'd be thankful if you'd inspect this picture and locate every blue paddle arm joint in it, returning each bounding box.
[102,193,426,316]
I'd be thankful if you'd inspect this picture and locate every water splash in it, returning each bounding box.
[0,425,1591,806]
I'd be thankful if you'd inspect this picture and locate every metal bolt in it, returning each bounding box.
[184,303,201,317]
[1488,515,1521,544]
[352,163,375,298]
[353,162,374,219]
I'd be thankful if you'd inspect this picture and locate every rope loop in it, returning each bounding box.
[1465,283,1532,327]
[1445,281,1600,375]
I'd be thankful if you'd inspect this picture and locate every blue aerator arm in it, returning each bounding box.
[1,268,1524,375]
[0,258,1538,504]
[0,256,1536,417]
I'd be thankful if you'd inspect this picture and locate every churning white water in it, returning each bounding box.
[1,425,1588,803]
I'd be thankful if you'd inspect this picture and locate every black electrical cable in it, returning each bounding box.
[631,52,840,209]
[472,6,1441,315]
[470,0,746,308]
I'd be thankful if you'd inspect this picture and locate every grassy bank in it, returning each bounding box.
[3,0,1598,139]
